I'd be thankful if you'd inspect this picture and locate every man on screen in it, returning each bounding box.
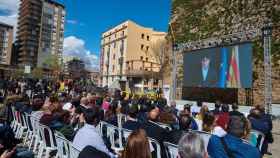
[198,56,218,87]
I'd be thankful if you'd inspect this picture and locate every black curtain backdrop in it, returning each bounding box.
[182,87,238,104]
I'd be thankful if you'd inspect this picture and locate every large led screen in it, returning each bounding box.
[183,43,252,88]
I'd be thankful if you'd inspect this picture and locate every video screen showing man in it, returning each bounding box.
[183,43,252,88]
[183,49,220,88]
[199,56,218,87]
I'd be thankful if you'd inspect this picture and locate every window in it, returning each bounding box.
[113,54,115,59]
[140,56,143,60]
[141,34,144,39]
[115,34,117,38]
[146,46,149,51]
[113,65,115,71]
[147,36,150,41]
[146,57,148,61]
[141,44,144,50]
[122,31,125,36]
[114,42,116,48]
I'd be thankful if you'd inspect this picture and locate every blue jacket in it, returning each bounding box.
[248,117,270,134]
[208,134,261,158]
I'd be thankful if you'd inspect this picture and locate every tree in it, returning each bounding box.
[151,39,172,87]
[32,67,44,79]
[42,54,62,79]
[11,69,24,79]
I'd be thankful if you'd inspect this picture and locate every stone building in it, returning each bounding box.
[170,0,280,105]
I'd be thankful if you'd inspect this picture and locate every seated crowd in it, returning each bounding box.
[0,87,274,158]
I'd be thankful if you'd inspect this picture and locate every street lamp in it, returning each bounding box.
[169,22,177,101]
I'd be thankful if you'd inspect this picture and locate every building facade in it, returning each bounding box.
[16,0,65,68]
[100,20,166,92]
[0,22,13,65]
[66,58,87,79]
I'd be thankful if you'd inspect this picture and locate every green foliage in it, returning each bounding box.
[43,54,61,71]
[32,67,44,79]
[11,69,24,79]
[42,54,62,79]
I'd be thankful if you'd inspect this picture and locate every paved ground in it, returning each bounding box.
[266,119,280,158]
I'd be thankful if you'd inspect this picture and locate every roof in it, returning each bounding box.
[45,0,65,8]
[0,22,13,29]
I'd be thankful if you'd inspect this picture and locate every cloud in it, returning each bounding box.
[0,0,20,38]
[67,19,85,26]
[67,20,78,24]
[63,36,99,71]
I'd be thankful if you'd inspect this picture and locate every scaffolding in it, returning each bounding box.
[262,22,273,114]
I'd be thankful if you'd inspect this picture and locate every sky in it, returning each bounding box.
[0,0,171,70]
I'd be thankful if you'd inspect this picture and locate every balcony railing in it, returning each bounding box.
[125,60,161,78]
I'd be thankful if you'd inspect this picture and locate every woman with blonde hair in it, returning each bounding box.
[122,129,152,158]
[195,105,209,131]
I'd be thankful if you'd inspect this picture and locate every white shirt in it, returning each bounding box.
[73,123,114,157]
[212,126,227,137]
[194,118,203,131]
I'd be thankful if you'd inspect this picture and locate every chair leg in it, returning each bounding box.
[28,135,34,150]
[45,149,50,158]
[33,136,39,152]
[38,143,44,158]
[23,131,29,145]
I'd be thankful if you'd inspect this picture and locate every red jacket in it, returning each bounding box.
[216,112,229,130]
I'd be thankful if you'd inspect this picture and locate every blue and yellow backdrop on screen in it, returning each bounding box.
[183,43,252,88]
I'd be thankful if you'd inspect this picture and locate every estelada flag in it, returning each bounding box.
[227,46,241,88]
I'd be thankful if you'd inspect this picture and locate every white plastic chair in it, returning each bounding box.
[15,111,27,139]
[122,128,132,143]
[117,114,127,125]
[54,131,70,158]
[23,113,33,145]
[149,137,161,158]
[163,142,178,158]
[10,106,18,131]
[192,130,212,151]
[100,121,123,151]
[28,116,41,152]
[69,143,80,158]
[37,124,57,158]
[250,130,265,151]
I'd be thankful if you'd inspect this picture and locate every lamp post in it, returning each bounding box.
[169,22,177,101]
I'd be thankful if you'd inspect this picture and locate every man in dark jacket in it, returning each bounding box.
[248,107,271,155]
[164,114,191,144]
[141,105,168,158]
[123,105,141,131]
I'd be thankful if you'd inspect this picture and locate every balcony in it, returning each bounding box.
[125,60,161,78]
